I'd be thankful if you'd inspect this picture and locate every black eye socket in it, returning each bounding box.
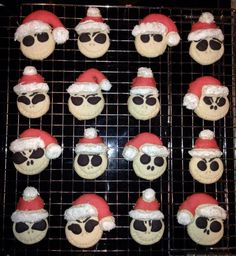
[68,223,82,235]
[12,152,27,164]
[132,96,144,105]
[29,148,44,159]
[203,96,213,105]
[197,160,207,171]
[32,219,47,231]
[210,39,222,50]
[17,96,31,105]
[140,34,150,43]
[91,155,102,167]
[151,220,162,232]
[94,33,106,44]
[22,35,34,47]
[79,33,91,42]
[15,222,29,233]
[196,39,208,51]
[87,96,101,105]
[195,217,208,229]
[71,96,83,106]
[133,220,147,232]
[216,97,226,107]
[85,219,99,233]
[154,157,164,167]
[153,34,163,42]
[140,154,151,164]
[146,97,157,106]
[37,32,49,43]
[210,161,219,171]
[77,154,89,166]
[210,220,222,232]
[32,94,46,105]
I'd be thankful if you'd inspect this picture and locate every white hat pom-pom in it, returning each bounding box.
[143,188,155,202]
[183,93,199,110]
[84,128,98,139]
[138,67,153,78]
[87,7,101,17]
[122,145,138,161]
[100,79,112,91]
[45,143,62,159]
[23,187,39,201]
[23,66,37,76]
[177,210,193,225]
[167,31,181,47]
[199,129,215,140]
[199,12,214,24]
[100,216,116,231]
[53,27,69,44]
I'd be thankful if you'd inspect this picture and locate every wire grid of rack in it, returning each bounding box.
[0,3,235,256]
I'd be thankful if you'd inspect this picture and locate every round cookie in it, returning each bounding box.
[73,128,108,179]
[128,67,160,120]
[11,187,49,245]
[177,193,226,246]
[122,132,169,180]
[15,10,69,60]
[129,188,165,245]
[67,68,112,121]
[132,13,180,58]
[183,76,229,121]
[10,128,62,175]
[188,12,224,65]
[75,7,110,59]
[64,194,115,248]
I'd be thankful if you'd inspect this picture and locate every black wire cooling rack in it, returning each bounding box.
[0,3,236,256]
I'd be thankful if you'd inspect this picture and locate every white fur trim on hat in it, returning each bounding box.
[75,21,110,34]
[141,143,169,157]
[64,203,97,221]
[23,187,39,201]
[130,87,158,95]
[132,22,167,37]
[166,31,181,46]
[23,66,37,75]
[100,79,112,91]
[138,67,153,78]
[52,27,69,44]
[196,204,227,220]
[142,188,155,202]
[177,209,193,225]
[13,82,49,95]
[11,209,48,223]
[188,149,222,158]
[45,143,62,159]
[183,93,199,110]
[188,29,224,42]
[67,83,100,94]
[100,216,116,231]
[129,209,164,220]
[75,143,107,155]
[10,137,45,153]
[202,85,229,96]
[199,130,214,140]
[122,145,139,161]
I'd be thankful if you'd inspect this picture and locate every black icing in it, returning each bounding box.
[94,33,106,44]
[153,34,163,42]
[84,219,99,233]
[32,219,47,231]
[15,222,29,233]
[154,157,164,167]
[37,32,49,43]
[140,34,150,43]
[68,223,82,235]
[203,96,213,105]
[133,220,147,232]
[140,154,151,164]
[210,220,222,232]
[151,220,162,232]
[12,152,27,164]
[210,161,219,171]
[91,155,102,167]
[146,97,157,106]
[71,96,83,106]
[216,97,226,107]
[22,35,34,47]
[132,96,144,105]
[87,96,101,105]
[196,40,208,51]
[195,216,208,229]
[32,94,46,104]
[79,33,90,42]
[197,160,207,171]
[29,148,44,159]
[17,96,30,105]
[210,39,222,51]
[77,154,89,166]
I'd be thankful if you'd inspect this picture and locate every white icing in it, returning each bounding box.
[100,216,116,231]
[87,7,101,17]
[199,12,214,23]
[142,188,155,202]
[177,210,193,225]
[130,87,158,95]
[64,203,97,221]
[199,129,215,140]
[75,143,107,155]
[10,137,45,153]
[52,27,69,44]
[13,83,49,95]
[67,82,100,94]
[137,67,153,78]
[23,66,37,76]
[188,28,224,41]
[141,144,169,157]
[196,204,227,220]
[84,128,97,139]
[100,79,112,91]
[45,143,62,159]
[183,93,199,110]
[166,31,181,46]
[129,209,164,220]
[122,145,138,161]
[75,21,110,34]
[132,22,167,37]
[202,85,229,96]
[188,149,222,158]
[23,187,39,201]
[11,209,48,223]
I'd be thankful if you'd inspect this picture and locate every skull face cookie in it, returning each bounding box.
[123,132,169,180]
[132,14,180,58]
[188,12,224,65]
[75,7,110,59]
[11,187,49,245]
[67,68,112,120]
[128,67,160,120]
[64,194,115,248]
[177,193,227,246]
[15,10,69,60]
[10,128,62,175]
[129,188,165,245]
[183,76,229,121]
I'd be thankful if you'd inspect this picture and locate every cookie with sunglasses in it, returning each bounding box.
[11,187,49,244]
[75,7,110,58]
[188,12,224,65]
[128,67,160,120]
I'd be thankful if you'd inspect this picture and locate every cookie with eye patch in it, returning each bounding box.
[183,76,229,121]
[67,68,112,120]
[14,10,68,60]
[128,67,160,120]
[11,187,49,244]
[75,7,110,59]
[64,193,115,248]
[188,12,224,65]
[9,128,62,175]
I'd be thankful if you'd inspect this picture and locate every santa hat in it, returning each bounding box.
[15,10,69,44]
[67,68,112,94]
[64,194,116,231]
[129,188,164,220]
[177,193,226,226]
[188,12,224,42]
[183,76,229,110]
[75,128,107,155]
[13,66,49,95]
[132,13,180,47]
[122,132,169,161]
[9,128,62,159]
[11,187,48,223]
[130,67,158,95]
[75,7,110,34]
[188,129,222,158]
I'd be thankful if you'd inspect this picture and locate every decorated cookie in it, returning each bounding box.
[188,130,223,184]
[129,188,164,245]
[177,193,226,246]
[64,194,115,248]
[73,128,108,179]
[11,187,49,245]
[128,67,160,120]
[10,128,62,175]
[122,132,169,180]
[15,10,69,60]
[75,7,110,58]
[14,66,50,118]
[67,68,112,120]
[132,13,180,58]
[188,12,224,65]
[183,76,229,121]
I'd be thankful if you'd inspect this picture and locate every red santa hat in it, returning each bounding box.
[177,193,226,226]
[9,128,62,159]
[75,7,110,34]
[13,66,49,95]
[130,67,158,95]
[129,188,164,220]
[67,68,112,94]
[183,76,229,110]
[132,13,180,47]
[11,187,48,223]
[14,10,69,44]
[188,129,222,158]
[75,128,107,155]
[64,194,116,231]
[122,132,169,161]
[188,12,224,42]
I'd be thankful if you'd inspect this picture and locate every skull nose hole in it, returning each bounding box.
[151,166,155,171]
[214,106,218,110]
[31,160,34,165]
[147,165,151,170]
[27,161,30,166]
